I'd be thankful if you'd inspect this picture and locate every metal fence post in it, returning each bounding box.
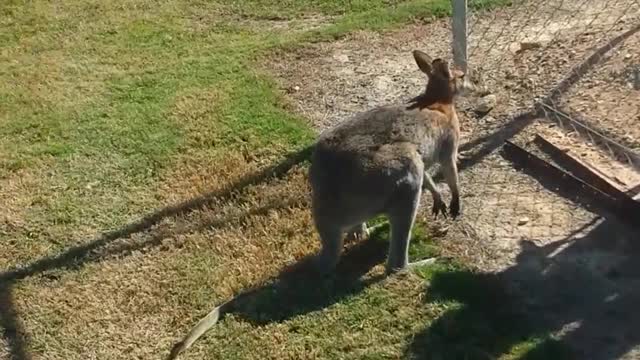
[451,0,468,73]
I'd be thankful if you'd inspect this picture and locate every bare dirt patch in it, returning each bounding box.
[266,0,640,357]
[564,31,640,151]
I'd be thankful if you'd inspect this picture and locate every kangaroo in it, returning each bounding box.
[309,49,474,275]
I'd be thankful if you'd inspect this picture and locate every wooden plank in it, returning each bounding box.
[533,134,636,203]
[536,103,640,170]
[501,140,640,230]
[565,155,628,188]
[627,183,640,199]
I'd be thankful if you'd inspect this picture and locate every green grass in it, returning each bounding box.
[219,0,510,20]
[0,0,567,359]
[222,0,445,19]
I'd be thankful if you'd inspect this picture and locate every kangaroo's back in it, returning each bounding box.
[311,105,429,200]
[315,105,438,152]
[310,102,456,196]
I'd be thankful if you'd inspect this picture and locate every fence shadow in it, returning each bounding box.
[0,285,32,360]
[0,145,314,284]
[404,217,640,360]
[457,110,539,172]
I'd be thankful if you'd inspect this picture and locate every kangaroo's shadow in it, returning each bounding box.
[212,224,392,326]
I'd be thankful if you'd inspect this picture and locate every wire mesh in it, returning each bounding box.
[447,0,640,271]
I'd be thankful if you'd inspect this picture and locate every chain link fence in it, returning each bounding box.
[445,0,640,269]
[445,1,640,356]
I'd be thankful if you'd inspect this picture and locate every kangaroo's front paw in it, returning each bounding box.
[457,150,471,164]
[449,197,460,219]
[432,197,448,218]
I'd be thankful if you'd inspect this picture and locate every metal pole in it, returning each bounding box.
[451,0,468,73]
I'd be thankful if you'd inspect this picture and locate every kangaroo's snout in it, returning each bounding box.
[458,71,488,97]
[458,76,476,96]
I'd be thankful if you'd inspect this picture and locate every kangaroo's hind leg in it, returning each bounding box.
[386,176,423,274]
[312,218,344,275]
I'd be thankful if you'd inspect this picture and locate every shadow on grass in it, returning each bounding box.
[0,145,314,284]
[406,265,572,360]
[0,103,538,358]
[0,285,32,360]
[0,107,538,359]
[405,215,640,360]
[507,218,640,360]
[0,145,314,360]
[216,224,391,327]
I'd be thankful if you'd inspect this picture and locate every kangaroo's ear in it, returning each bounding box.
[413,50,433,75]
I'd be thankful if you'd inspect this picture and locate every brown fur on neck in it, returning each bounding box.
[406,76,455,114]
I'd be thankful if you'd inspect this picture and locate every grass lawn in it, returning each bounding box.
[1,0,571,359]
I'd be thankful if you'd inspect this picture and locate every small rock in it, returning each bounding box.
[86,181,100,190]
[518,217,530,226]
[333,54,350,63]
[508,42,521,54]
[519,41,542,52]
[624,53,632,60]
[509,41,542,54]
[293,85,300,92]
[475,94,497,113]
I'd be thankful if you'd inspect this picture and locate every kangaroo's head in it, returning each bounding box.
[412,50,476,105]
